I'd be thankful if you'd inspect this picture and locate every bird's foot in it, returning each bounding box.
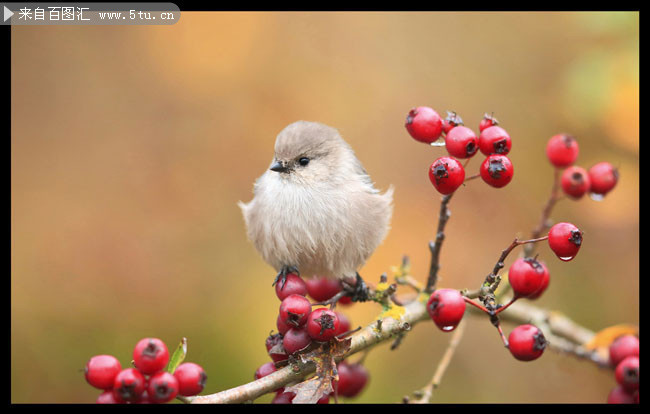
[342,273,370,303]
[272,265,300,290]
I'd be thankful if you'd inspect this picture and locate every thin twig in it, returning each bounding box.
[524,168,561,257]
[426,193,454,292]
[406,320,466,403]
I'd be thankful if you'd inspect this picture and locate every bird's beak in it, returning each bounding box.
[270,161,290,173]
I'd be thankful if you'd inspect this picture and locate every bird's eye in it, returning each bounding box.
[298,157,310,166]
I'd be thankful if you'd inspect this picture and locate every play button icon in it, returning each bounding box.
[4,6,14,22]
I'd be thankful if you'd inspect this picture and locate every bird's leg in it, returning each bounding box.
[272,265,300,289]
[341,273,371,303]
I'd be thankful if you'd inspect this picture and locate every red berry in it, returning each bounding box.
[266,333,288,363]
[96,390,119,404]
[445,126,479,158]
[255,361,277,380]
[588,162,618,196]
[508,324,547,361]
[333,311,351,337]
[335,361,369,398]
[85,355,122,390]
[113,368,146,403]
[478,125,511,155]
[147,371,179,403]
[275,273,308,301]
[527,265,550,300]
[338,295,353,306]
[279,294,312,328]
[479,113,499,132]
[546,134,579,167]
[442,111,464,134]
[306,308,340,342]
[405,106,443,143]
[428,157,465,195]
[133,338,170,375]
[283,327,312,355]
[548,222,582,261]
[615,356,639,392]
[508,258,549,299]
[174,362,207,396]
[561,166,591,199]
[609,335,640,367]
[480,154,514,188]
[305,277,343,302]
[272,391,295,404]
[276,314,291,336]
[607,385,636,404]
[426,289,466,331]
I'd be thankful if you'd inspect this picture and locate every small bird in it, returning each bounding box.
[239,121,393,299]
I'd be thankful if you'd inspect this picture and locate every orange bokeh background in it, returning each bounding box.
[12,12,638,403]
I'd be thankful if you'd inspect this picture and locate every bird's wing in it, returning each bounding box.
[352,156,380,194]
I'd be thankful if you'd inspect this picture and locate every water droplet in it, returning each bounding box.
[442,325,455,331]
[589,192,604,202]
[559,256,574,262]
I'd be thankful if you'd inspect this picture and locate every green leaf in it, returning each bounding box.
[166,337,187,374]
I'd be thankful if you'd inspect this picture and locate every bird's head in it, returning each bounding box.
[270,121,349,183]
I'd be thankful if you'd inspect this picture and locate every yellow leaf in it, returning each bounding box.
[584,324,638,350]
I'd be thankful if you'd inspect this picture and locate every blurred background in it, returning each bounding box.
[11,12,638,403]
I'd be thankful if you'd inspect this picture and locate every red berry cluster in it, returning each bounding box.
[606,335,640,404]
[85,338,207,404]
[259,273,368,402]
[546,134,619,200]
[406,107,514,194]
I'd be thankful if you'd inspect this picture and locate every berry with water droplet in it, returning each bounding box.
[548,222,582,261]
[588,162,618,196]
[426,289,466,331]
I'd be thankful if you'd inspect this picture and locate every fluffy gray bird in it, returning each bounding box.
[239,121,393,298]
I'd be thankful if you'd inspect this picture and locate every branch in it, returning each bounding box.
[524,167,562,257]
[467,300,608,367]
[184,299,420,404]
[185,289,607,404]
[426,193,454,292]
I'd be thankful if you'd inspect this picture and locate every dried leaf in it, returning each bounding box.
[285,338,352,404]
[584,324,639,350]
